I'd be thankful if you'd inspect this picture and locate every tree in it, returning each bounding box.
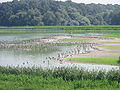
[110,10,120,25]
[79,16,91,25]
[43,11,57,26]
[12,0,19,3]
[9,11,27,26]
[9,8,44,26]
[0,0,120,26]
[26,9,44,26]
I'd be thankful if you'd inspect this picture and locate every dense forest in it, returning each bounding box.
[0,0,120,26]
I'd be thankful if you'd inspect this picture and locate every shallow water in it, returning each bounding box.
[0,33,62,41]
[0,33,119,71]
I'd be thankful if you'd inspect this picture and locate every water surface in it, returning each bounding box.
[0,33,119,71]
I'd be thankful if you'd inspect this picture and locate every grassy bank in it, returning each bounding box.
[97,34,120,38]
[99,45,120,53]
[0,26,120,34]
[100,45,120,50]
[58,38,93,43]
[68,58,120,65]
[0,66,120,90]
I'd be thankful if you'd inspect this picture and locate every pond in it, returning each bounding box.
[0,33,119,71]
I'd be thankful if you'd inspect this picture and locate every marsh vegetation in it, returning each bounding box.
[0,26,120,89]
[0,66,120,90]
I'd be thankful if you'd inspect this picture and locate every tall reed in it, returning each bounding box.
[0,66,120,82]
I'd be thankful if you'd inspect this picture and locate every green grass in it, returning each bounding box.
[0,66,120,90]
[0,25,120,34]
[97,34,120,38]
[108,51,120,53]
[0,74,120,90]
[101,45,120,50]
[99,45,120,53]
[58,38,93,42]
[101,42,120,44]
[68,57,120,65]
[1,66,120,81]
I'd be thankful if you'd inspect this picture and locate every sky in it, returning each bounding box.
[0,0,120,5]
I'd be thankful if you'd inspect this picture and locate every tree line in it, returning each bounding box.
[0,0,120,26]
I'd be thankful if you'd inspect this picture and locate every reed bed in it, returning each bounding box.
[0,66,120,82]
[0,39,60,54]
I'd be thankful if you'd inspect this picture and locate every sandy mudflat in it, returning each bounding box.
[41,35,120,59]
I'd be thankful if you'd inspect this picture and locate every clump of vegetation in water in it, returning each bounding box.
[0,40,60,54]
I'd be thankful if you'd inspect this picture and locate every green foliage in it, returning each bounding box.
[0,74,120,90]
[0,66,120,82]
[0,67,120,89]
[111,11,120,25]
[69,58,120,65]
[0,0,120,26]
[9,8,43,26]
